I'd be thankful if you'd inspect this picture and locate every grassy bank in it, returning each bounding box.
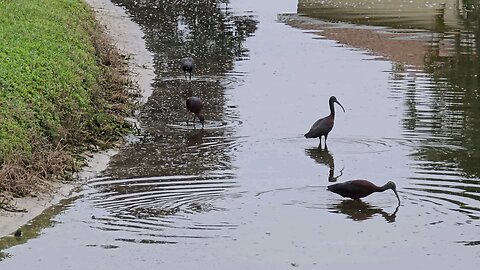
[0,0,137,208]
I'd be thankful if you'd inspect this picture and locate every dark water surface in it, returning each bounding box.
[1,0,479,269]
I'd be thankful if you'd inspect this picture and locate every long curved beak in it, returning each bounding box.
[393,189,400,205]
[335,101,345,112]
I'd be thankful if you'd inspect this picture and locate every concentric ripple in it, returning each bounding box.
[86,174,240,240]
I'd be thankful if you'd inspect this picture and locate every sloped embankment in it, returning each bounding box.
[0,0,138,209]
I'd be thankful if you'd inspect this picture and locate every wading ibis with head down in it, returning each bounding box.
[304,96,345,148]
[180,57,195,80]
[327,180,400,205]
[186,96,205,128]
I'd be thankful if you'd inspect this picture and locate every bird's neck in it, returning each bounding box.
[378,183,391,192]
[329,101,335,117]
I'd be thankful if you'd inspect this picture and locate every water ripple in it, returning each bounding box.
[86,174,240,241]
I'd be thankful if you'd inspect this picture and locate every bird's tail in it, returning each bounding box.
[304,131,314,138]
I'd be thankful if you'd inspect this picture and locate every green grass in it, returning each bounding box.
[0,0,136,198]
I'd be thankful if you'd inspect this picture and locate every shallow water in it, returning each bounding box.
[1,0,479,269]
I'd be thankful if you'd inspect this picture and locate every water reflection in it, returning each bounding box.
[86,0,258,240]
[87,174,239,238]
[390,64,480,219]
[103,0,257,178]
[110,0,257,76]
[297,0,463,31]
[305,147,343,182]
[0,196,77,260]
[186,129,204,146]
[283,0,480,222]
[328,200,399,223]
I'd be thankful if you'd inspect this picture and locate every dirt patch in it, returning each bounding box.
[0,136,72,212]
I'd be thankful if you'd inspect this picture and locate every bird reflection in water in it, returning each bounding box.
[328,200,399,223]
[305,147,343,182]
[186,129,204,146]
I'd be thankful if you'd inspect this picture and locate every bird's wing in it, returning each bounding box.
[343,180,376,198]
[306,117,333,137]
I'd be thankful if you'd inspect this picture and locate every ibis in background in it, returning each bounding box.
[186,96,205,128]
[327,180,400,205]
[180,57,195,80]
[304,96,345,148]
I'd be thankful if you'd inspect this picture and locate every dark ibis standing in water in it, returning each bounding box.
[186,96,205,128]
[327,180,400,205]
[304,96,345,148]
[180,57,194,80]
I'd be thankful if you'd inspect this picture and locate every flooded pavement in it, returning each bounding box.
[1,0,480,269]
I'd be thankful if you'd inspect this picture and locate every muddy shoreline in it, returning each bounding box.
[0,0,153,238]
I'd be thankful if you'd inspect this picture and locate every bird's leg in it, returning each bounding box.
[317,138,323,149]
[186,111,190,125]
[328,168,335,182]
[189,71,192,80]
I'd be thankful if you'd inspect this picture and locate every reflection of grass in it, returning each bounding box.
[0,0,137,201]
[0,196,78,261]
